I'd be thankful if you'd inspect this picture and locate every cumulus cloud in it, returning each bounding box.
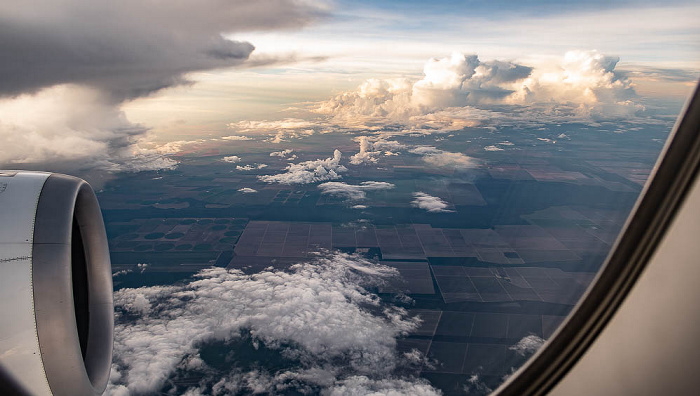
[107,252,435,395]
[270,149,294,157]
[318,181,395,200]
[0,0,326,175]
[411,192,452,213]
[373,139,407,152]
[222,155,242,163]
[221,135,253,141]
[238,187,258,193]
[509,335,545,357]
[350,136,383,165]
[150,139,207,155]
[258,150,347,184]
[236,163,268,171]
[408,146,476,169]
[315,52,531,127]
[507,50,642,118]
[227,119,316,143]
[315,50,644,133]
[328,376,441,396]
[348,136,409,165]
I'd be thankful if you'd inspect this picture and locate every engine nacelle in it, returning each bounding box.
[0,171,113,396]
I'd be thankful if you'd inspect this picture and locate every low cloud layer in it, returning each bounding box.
[411,192,452,212]
[318,181,395,200]
[258,150,347,184]
[107,253,435,395]
[228,119,317,144]
[222,156,242,163]
[409,146,477,169]
[222,135,254,141]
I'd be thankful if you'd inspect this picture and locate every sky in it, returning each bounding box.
[0,0,698,176]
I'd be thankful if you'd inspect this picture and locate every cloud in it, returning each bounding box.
[318,181,395,200]
[0,0,326,176]
[0,85,177,176]
[484,145,504,151]
[107,252,434,395]
[222,155,242,163]
[230,118,316,132]
[373,139,407,152]
[349,136,409,165]
[150,139,206,154]
[411,192,452,212]
[328,376,441,396]
[350,136,383,165]
[507,50,642,118]
[509,335,545,357]
[227,119,317,143]
[258,150,347,184]
[315,50,645,133]
[315,52,531,126]
[408,146,477,169]
[463,374,493,395]
[221,135,253,141]
[236,163,268,171]
[238,187,258,193]
[270,149,294,157]
[0,0,327,99]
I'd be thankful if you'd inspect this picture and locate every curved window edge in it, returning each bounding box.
[493,81,700,396]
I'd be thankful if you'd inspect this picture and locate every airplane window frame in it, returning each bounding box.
[494,82,700,396]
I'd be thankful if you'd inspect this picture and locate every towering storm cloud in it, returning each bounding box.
[315,50,643,131]
[0,0,328,176]
[0,0,327,98]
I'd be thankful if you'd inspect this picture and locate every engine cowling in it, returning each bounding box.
[0,171,113,396]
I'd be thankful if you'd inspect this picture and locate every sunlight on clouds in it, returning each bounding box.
[227,119,320,143]
[315,50,647,133]
[258,150,346,184]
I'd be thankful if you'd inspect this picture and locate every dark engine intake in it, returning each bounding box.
[0,171,113,396]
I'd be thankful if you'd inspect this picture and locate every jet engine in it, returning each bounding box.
[0,171,113,396]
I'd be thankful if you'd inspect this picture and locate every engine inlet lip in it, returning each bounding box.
[32,174,113,396]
